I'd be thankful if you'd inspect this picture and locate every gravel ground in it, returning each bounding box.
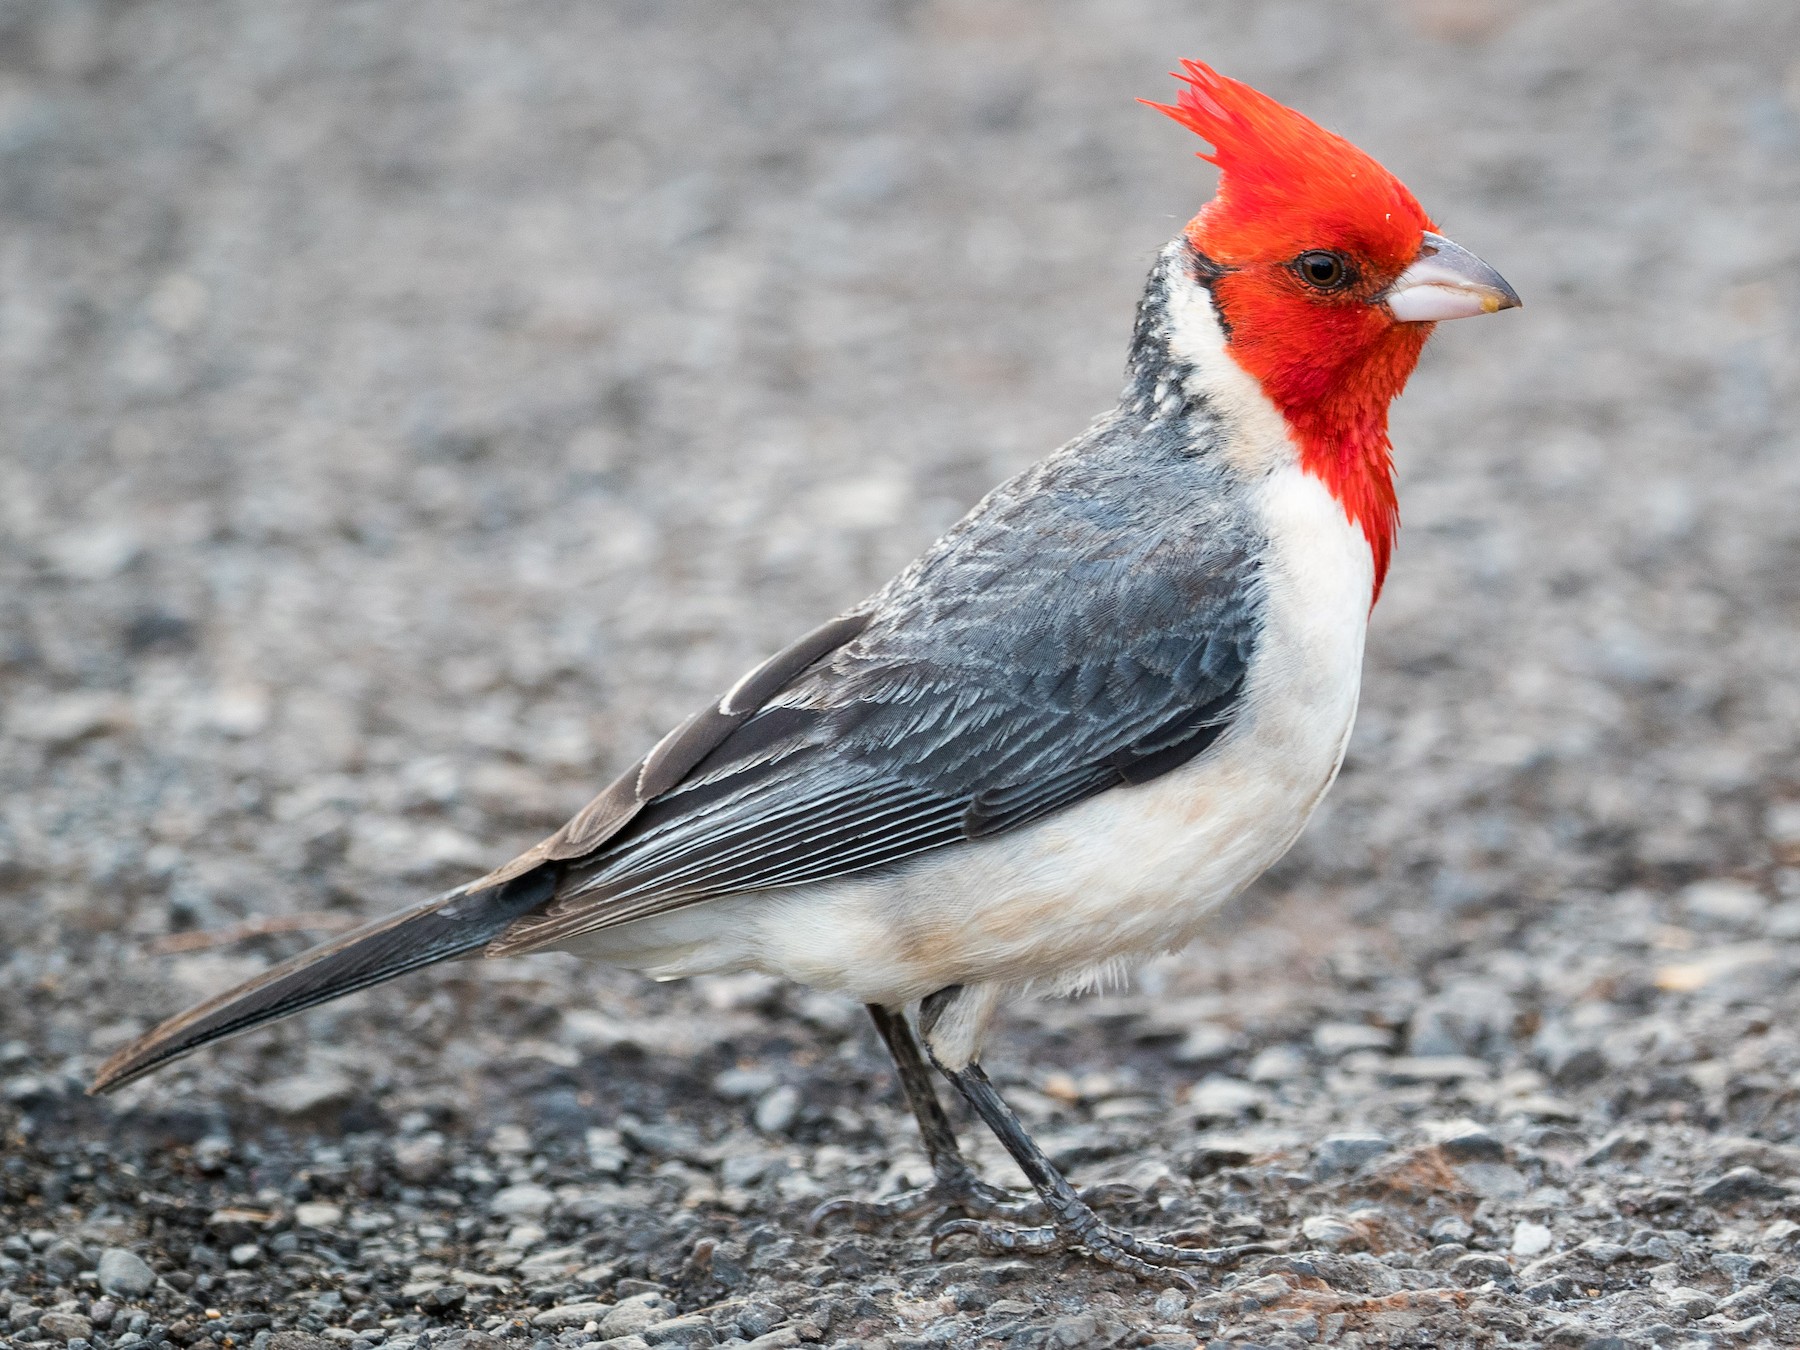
[4,1,1800,1347]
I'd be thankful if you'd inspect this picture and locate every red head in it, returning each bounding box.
[1147,61,1517,594]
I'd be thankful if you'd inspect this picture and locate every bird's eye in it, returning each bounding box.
[1296,251,1351,291]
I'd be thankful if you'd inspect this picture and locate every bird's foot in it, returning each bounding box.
[808,1169,1139,1233]
[931,1214,1276,1290]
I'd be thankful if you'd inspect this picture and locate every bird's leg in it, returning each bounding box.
[927,1057,1275,1289]
[809,1004,1048,1231]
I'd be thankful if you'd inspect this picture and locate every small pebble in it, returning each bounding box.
[1511,1222,1553,1257]
[96,1249,157,1298]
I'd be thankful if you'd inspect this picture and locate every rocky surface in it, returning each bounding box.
[3,1,1800,1347]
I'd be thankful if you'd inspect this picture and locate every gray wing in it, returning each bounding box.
[492,453,1262,955]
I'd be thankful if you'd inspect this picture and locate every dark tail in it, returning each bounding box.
[90,867,560,1094]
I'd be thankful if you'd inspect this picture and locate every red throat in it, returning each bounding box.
[1213,282,1428,598]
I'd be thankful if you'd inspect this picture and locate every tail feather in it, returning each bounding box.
[90,867,559,1094]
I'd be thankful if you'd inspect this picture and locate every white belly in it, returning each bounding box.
[568,465,1372,1013]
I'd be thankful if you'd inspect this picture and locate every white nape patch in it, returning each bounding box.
[1158,246,1296,477]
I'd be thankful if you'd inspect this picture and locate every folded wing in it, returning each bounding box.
[491,472,1261,954]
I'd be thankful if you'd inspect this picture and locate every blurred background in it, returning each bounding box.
[2,0,1800,1338]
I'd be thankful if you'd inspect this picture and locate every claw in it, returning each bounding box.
[806,1188,944,1234]
[930,1217,1061,1257]
[808,1172,1041,1235]
[806,1197,879,1234]
[1154,1238,1281,1266]
[932,1212,1271,1285]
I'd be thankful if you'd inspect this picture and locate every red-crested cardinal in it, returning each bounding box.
[94,61,1518,1283]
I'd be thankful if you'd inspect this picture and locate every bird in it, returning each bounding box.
[92,60,1519,1285]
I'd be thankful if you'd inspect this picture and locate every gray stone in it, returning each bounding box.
[192,1134,233,1173]
[1171,1023,1244,1065]
[1533,1020,1608,1086]
[532,1302,610,1330]
[752,1084,800,1135]
[1627,1230,1679,1261]
[41,1240,92,1278]
[1300,1215,1363,1251]
[1312,1132,1391,1177]
[1681,879,1767,927]
[735,1303,787,1339]
[489,1182,555,1218]
[1382,1055,1491,1083]
[391,1132,447,1182]
[1696,1168,1789,1206]
[256,1070,355,1118]
[1451,1253,1515,1284]
[37,1312,95,1342]
[711,1067,778,1100]
[1421,1243,1469,1269]
[585,1126,630,1176]
[1697,1315,1770,1340]
[1458,1162,1529,1198]
[619,1119,706,1162]
[1229,1275,1293,1308]
[1429,1216,1475,1244]
[9,693,131,747]
[1511,1221,1553,1257]
[1182,1131,1288,1175]
[601,1293,676,1339]
[1408,980,1515,1058]
[1583,1131,1649,1165]
[1044,1312,1131,1348]
[1575,1240,1627,1266]
[642,1314,715,1345]
[1710,1252,1772,1285]
[1312,1022,1392,1056]
[1716,1285,1771,1318]
[1713,1136,1800,1176]
[1660,1287,1715,1320]
[1523,1274,1582,1303]
[1434,1121,1506,1162]
[1185,1076,1267,1120]
[1246,1044,1308,1083]
[418,1285,467,1313]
